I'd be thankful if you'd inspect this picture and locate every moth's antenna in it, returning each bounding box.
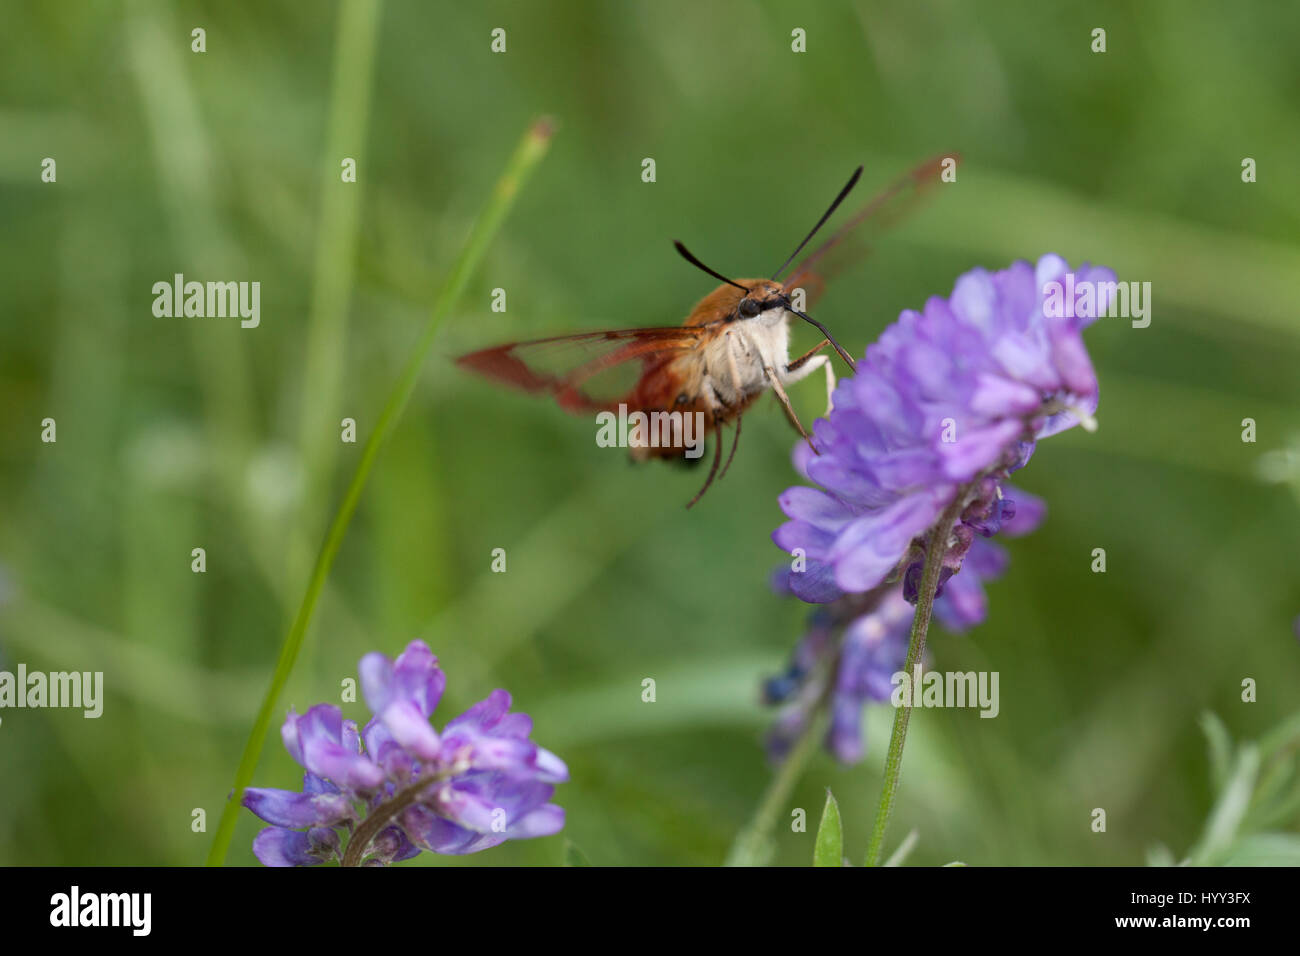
[770,166,864,281]
[786,303,858,372]
[674,241,751,294]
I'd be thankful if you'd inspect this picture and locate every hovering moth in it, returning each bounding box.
[457,156,948,506]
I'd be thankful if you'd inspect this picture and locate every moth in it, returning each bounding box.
[457,156,948,506]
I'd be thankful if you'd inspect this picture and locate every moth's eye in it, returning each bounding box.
[738,298,761,318]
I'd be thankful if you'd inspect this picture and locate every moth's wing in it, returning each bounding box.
[782,154,953,308]
[456,326,712,414]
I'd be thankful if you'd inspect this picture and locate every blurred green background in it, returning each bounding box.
[2,0,1298,866]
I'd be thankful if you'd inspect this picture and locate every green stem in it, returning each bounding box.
[205,117,554,866]
[724,581,895,866]
[864,495,965,866]
[292,0,384,589]
[724,712,825,867]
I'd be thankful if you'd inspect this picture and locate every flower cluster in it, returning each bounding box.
[765,532,1038,763]
[765,255,1111,763]
[243,641,567,866]
[773,254,1112,605]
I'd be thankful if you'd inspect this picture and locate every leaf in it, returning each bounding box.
[1198,711,1233,792]
[1217,833,1300,866]
[813,789,843,867]
[883,829,919,867]
[1145,843,1176,867]
[1253,770,1300,830]
[563,839,591,867]
[724,830,775,868]
[1257,710,1300,759]
[1187,743,1260,865]
[1249,751,1296,820]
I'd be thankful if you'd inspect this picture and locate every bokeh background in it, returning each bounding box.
[2,0,1298,866]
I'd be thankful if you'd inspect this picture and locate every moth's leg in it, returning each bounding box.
[784,341,835,414]
[687,379,726,509]
[785,339,830,374]
[704,375,731,425]
[717,411,743,483]
[763,364,819,454]
[733,325,817,449]
[704,342,746,487]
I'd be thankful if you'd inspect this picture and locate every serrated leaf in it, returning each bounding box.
[813,789,843,867]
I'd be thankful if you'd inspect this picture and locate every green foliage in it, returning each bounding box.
[1166,711,1300,866]
[813,790,843,867]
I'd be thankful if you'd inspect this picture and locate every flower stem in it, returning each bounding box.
[725,581,894,866]
[205,117,554,867]
[724,712,824,867]
[340,776,444,867]
[864,496,965,866]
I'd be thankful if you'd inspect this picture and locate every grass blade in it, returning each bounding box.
[205,116,554,866]
[883,828,919,867]
[1199,711,1233,792]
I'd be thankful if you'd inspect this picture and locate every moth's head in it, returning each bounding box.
[731,279,788,322]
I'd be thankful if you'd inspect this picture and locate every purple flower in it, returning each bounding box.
[765,254,1101,764]
[765,536,1022,764]
[774,255,1111,605]
[825,589,913,763]
[243,640,567,866]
